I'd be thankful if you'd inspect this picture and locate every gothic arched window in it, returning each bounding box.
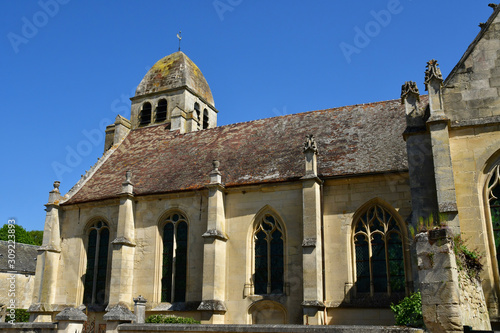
[139,102,152,126]
[488,165,500,272]
[254,214,284,295]
[353,204,405,296]
[161,213,188,303]
[83,221,110,306]
[155,99,167,123]
[203,109,209,129]
[194,103,201,128]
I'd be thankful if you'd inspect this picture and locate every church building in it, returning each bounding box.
[28,4,500,328]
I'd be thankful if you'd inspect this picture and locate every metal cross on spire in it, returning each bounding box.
[177,31,182,51]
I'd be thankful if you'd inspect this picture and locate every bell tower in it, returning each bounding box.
[130,51,217,133]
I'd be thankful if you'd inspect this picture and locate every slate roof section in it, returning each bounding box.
[64,97,428,205]
[0,241,38,274]
[135,51,214,105]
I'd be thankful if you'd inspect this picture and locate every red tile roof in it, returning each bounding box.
[64,97,427,205]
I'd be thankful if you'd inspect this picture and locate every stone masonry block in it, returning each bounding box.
[436,304,463,332]
[420,281,460,305]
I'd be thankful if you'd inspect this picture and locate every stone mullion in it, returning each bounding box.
[368,228,374,297]
[171,223,178,303]
[91,230,101,305]
[267,232,272,294]
[384,232,391,297]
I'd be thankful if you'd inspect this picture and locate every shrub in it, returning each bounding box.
[6,309,30,322]
[390,292,424,328]
[453,234,483,280]
[145,314,200,324]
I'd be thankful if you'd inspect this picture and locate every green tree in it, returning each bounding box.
[28,230,44,246]
[0,224,41,245]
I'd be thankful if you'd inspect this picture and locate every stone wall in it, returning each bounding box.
[416,228,491,332]
[0,322,423,333]
[0,272,35,321]
[458,269,490,329]
[448,124,500,317]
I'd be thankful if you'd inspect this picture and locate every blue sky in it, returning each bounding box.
[1,1,495,231]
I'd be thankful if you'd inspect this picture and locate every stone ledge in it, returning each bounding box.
[111,236,136,247]
[117,324,424,332]
[202,229,228,241]
[301,300,325,308]
[28,303,55,312]
[450,115,500,128]
[302,238,316,247]
[197,300,227,312]
[0,323,57,329]
[37,245,61,253]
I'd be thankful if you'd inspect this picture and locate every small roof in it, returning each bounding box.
[0,241,38,274]
[63,97,427,205]
[135,51,214,105]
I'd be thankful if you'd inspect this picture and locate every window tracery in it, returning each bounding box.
[161,212,188,303]
[254,214,284,295]
[353,204,405,296]
[83,221,109,306]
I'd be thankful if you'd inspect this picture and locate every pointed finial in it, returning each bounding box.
[125,171,132,184]
[209,159,222,183]
[53,181,61,192]
[303,134,318,154]
[121,171,134,195]
[424,59,443,91]
[401,81,420,104]
[212,160,220,172]
[177,31,182,52]
[489,3,497,10]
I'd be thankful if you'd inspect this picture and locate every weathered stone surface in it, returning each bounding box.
[117,324,424,332]
[54,307,87,321]
[103,304,137,322]
[63,97,420,205]
[197,300,227,312]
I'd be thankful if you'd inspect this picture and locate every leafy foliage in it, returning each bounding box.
[0,224,42,245]
[7,309,31,322]
[28,230,43,246]
[145,314,200,324]
[454,234,483,279]
[390,292,424,328]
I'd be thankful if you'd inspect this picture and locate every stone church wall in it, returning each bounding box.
[443,13,500,123]
[449,125,500,316]
[223,183,304,324]
[322,173,412,325]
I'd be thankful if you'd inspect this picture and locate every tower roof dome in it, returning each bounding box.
[135,51,214,105]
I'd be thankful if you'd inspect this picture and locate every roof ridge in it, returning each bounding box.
[216,96,428,129]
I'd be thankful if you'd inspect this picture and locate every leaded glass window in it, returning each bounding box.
[254,214,284,295]
[203,109,209,129]
[161,213,188,303]
[139,102,152,125]
[488,165,500,273]
[83,221,109,305]
[353,204,405,296]
[155,99,167,123]
[194,103,201,129]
